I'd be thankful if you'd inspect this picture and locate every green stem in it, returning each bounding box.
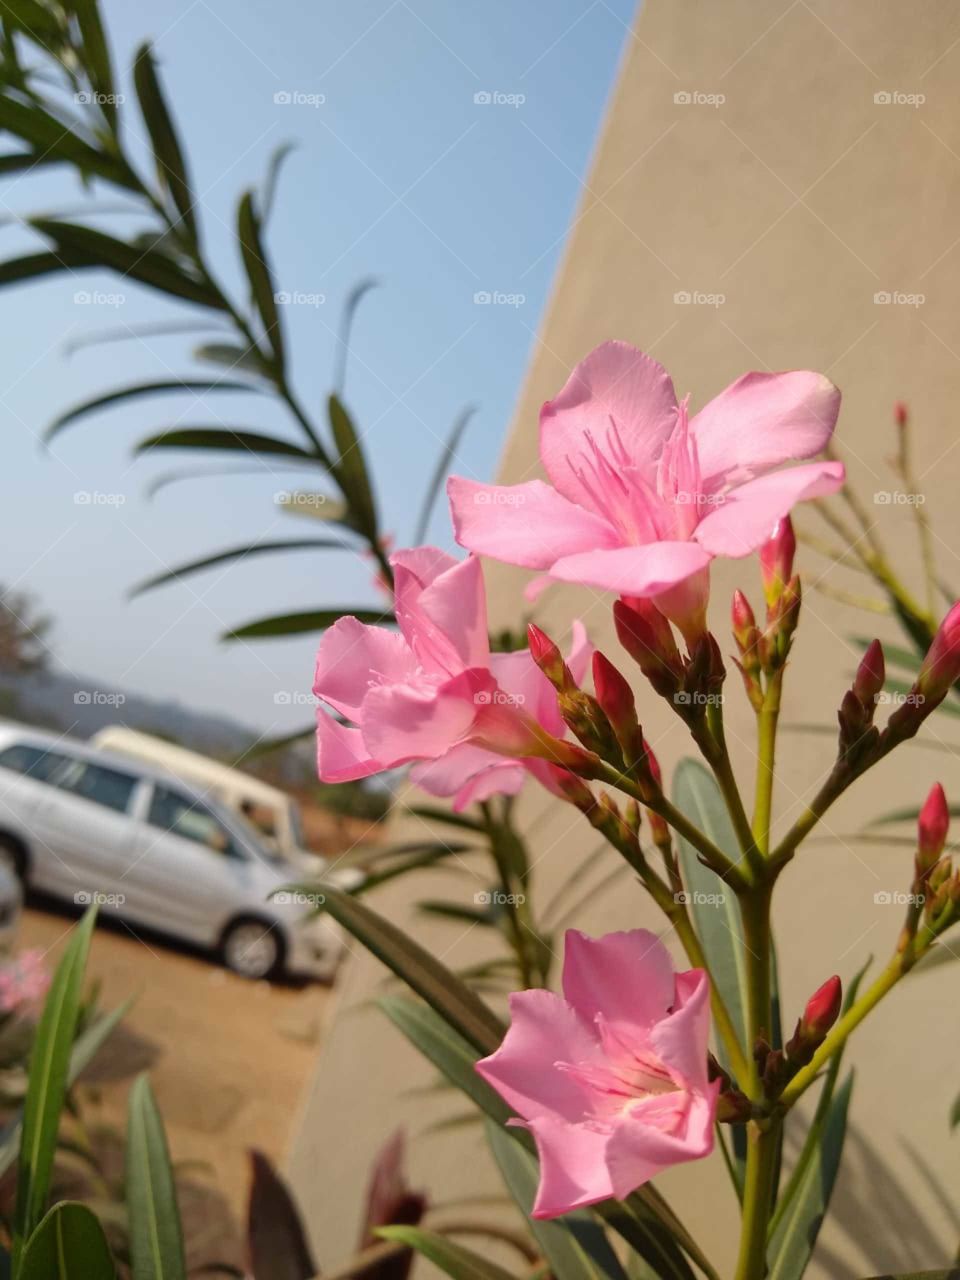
[752,669,783,856]
[733,1117,781,1280]
[700,703,758,870]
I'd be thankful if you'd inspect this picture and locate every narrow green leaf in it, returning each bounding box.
[376,1225,519,1280]
[237,190,284,369]
[486,1121,630,1280]
[261,141,297,224]
[417,901,495,926]
[334,277,378,394]
[31,219,221,309]
[591,1202,695,1280]
[356,846,477,894]
[71,0,118,127]
[193,341,265,374]
[0,247,97,286]
[405,805,485,834]
[126,1074,187,1280]
[135,427,312,460]
[766,1072,854,1280]
[12,906,99,1266]
[0,98,137,188]
[129,538,346,597]
[318,884,504,1055]
[950,1091,960,1131]
[328,393,377,535]
[223,607,390,640]
[65,319,227,356]
[133,43,198,243]
[19,1201,115,1279]
[45,378,257,443]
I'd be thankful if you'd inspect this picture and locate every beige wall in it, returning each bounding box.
[289,4,960,1275]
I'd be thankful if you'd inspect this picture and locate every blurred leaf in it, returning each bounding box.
[19,1201,115,1279]
[3,0,63,39]
[950,1092,960,1132]
[334,277,378,395]
[135,427,313,460]
[329,393,377,535]
[247,1149,315,1280]
[146,463,313,501]
[0,97,137,187]
[318,884,504,1055]
[413,406,476,543]
[45,378,258,444]
[359,1128,426,1280]
[404,806,485,834]
[885,677,960,716]
[31,219,221,308]
[65,319,228,356]
[375,1226,519,1280]
[0,247,98,286]
[859,1272,960,1279]
[126,1074,187,1280]
[129,538,347,597]
[356,846,478,894]
[12,906,98,1267]
[224,607,390,640]
[71,0,117,127]
[417,901,495,927]
[276,490,350,523]
[133,42,197,242]
[0,152,63,175]
[867,803,960,828]
[237,190,284,368]
[261,142,296,224]
[194,341,266,374]
[766,1072,854,1280]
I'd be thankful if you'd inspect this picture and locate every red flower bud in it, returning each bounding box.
[614,597,682,696]
[527,623,573,692]
[918,782,949,871]
[916,601,960,708]
[894,400,909,430]
[592,652,637,738]
[759,516,796,605]
[731,589,756,638]
[853,639,885,708]
[543,765,595,810]
[800,975,842,1041]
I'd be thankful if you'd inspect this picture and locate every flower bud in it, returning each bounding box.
[543,765,595,810]
[800,975,842,1041]
[853,639,885,709]
[592,652,642,762]
[916,602,960,709]
[760,516,796,606]
[894,400,908,430]
[917,782,949,873]
[614,597,682,698]
[527,623,574,692]
[731,589,757,645]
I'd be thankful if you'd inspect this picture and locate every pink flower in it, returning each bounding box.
[477,929,718,1218]
[449,341,843,634]
[0,949,50,1017]
[313,546,591,808]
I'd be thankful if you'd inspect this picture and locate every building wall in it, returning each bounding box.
[289,4,960,1275]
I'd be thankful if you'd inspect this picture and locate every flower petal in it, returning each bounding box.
[361,669,494,768]
[451,763,527,810]
[604,1086,718,1199]
[448,476,618,570]
[476,988,602,1123]
[313,617,416,719]
[550,541,711,596]
[561,929,675,1029]
[649,969,712,1093]
[393,551,489,674]
[694,460,845,558]
[692,370,841,490]
[540,341,679,507]
[315,712,383,782]
[525,1115,615,1219]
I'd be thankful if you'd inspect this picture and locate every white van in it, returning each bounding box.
[90,726,320,872]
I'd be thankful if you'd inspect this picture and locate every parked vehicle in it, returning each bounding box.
[90,726,321,872]
[0,722,345,981]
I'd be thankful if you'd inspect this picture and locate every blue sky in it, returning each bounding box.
[0,0,635,733]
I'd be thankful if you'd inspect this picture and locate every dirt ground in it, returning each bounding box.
[17,899,334,1260]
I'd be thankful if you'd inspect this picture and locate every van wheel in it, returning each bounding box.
[0,835,27,883]
[221,919,283,980]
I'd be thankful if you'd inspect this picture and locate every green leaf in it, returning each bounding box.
[45,378,258,444]
[0,247,98,286]
[671,760,749,1067]
[417,900,496,927]
[223,607,390,641]
[30,219,221,309]
[356,845,478,894]
[64,319,227,356]
[328,393,377,535]
[19,1201,115,1279]
[71,0,118,127]
[318,884,504,1055]
[133,43,198,244]
[126,1074,187,1280]
[950,1091,960,1131]
[766,1072,854,1280]
[134,426,312,461]
[128,538,346,597]
[261,141,296,224]
[0,98,137,188]
[12,906,99,1266]
[404,805,485,834]
[334,277,378,394]
[486,1121,630,1280]
[375,1226,520,1280]
[591,1202,694,1280]
[858,1272,960,1279]
[413,405,476,543]
[237,190,284,369]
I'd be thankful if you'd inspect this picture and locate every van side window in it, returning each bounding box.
[52,759,138,814]
[147,786,240,857]
[0,743,70,782]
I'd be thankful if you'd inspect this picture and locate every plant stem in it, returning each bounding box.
[733,1116,781,1280]
[700,703,758,870]
[752,668,783,856]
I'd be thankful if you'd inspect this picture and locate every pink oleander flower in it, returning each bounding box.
[449,341,843,637]
[477,929,718,1218]
[0,949,50,1017]
[313,546,591,809]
